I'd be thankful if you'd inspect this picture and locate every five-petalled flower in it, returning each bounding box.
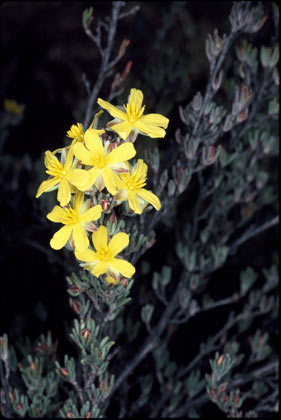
[114,159,161,214]
[36,147,92,207]
[73,128,136,195]
[75,225,135,278]
[47,191,102,251]
[97,88,169,141]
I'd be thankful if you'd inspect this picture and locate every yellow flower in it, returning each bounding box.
[66,122,104,145]
[75,225,135,278]
[47,192,102,251]
[3,99,25,115]
[66,122,85,142]
[114,159,161,214]
[97,88,169,141]
[36,147,92,207]
[73,128,136,195]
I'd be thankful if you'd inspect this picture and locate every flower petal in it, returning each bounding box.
[50,225,72,250]
[102,167,118,195]
[73,143,95,166]
[107,142,136,165]
[73,191,84,214]
[72,224,89,251]
[137,188,161,210]
[108,232,129,256]
[80,205,102,223]
[128,190,142,214]
[97,98,127,120]
[92,261,108,277]
[47,205,66,223]
[138,113,169,129]
[84,129,105,155]
[64,147,75,171]
[134,159,148,180]
[36,177,59,198]
[128,88,143,113]
[92,225,108,251]
[134,119,166,138]
[109,120,133,140]
[110,258,135,278]
[75,247,98,262]
[57,178,71,206]
[67,169,91,190]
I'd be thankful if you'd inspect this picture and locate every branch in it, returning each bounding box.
[83,2,125,130]
[229,215,279,252]
[109,279,184,397]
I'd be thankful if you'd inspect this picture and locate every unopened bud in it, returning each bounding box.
[66,412,75,418]
[210,388,217,400]
[99,198,110,212]
[217,354,224,365]
[30,362,37,371]
[85,413,92,419]
[71,299,80,315]
[81,328,90,341]
[212,70,223,91]
[67,286,80,296]
[109,211,117,225]
[202,145,221,166]
[61,368,69,377]
[218,382,229,393]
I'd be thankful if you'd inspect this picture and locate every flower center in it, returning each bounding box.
[125,173,146,191]
[46,160,67,179]
[97,246,114,262]
[62,207,79,224]
[125,104,145,124]
[92,153,107,169]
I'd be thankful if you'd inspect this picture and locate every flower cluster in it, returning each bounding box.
[36,88,169,284]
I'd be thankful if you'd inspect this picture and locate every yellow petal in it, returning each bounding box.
[110,258,135,278]
[67,169,91,190]
[84,129,105,155]
[57,178,71,206]
[73,142,95,166]
[107,142,136,165]
[36,177,59,198]
[137,188,161,210]
[138,113,169,129]
[73,191,84,213]
[50,225,72,250]
[105,275,120,285]
[47,205,66,223]
[92,225,108,251]
[108,232,129,256]
[72,224,89,251]
[64,147,75,171]
[128,190,142,214]
[134,119,166,138]
[103,167,118,195]
[97,98,127,120]
[109,120,133,140]
[80,205,102,223]
[75,247,98,262]
[44,151,60,170]
[92,261,108,277]
[134,159,148,180]
[128,88,143,113]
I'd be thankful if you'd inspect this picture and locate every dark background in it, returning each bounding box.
[0,2,278,416]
